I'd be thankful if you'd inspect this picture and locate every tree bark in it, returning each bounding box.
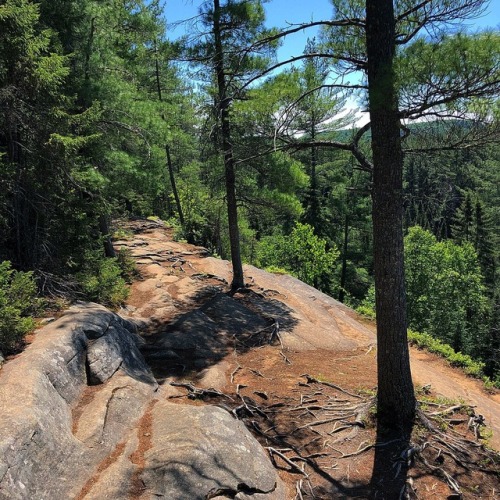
[366,0,415,434]
[213,0,245,291]
[98,214,116,258]
[154,40,185,229]
[165,145,185,226]
[338,213,349,304]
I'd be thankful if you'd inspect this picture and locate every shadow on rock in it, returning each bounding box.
[140,288,298,383]
[138,401,286,499]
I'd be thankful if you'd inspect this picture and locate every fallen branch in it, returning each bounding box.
[429,404,468,417]
[328,423,354,435]
[339,442,374,458]
[280,350,292,364]
[230,364,242,384]
[295,415,356,431]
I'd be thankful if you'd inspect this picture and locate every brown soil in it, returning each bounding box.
[76,441,127,500]
[5,218,497,499]
[128,398,159,498]
[72,385,105,436]
[115,219,499,499]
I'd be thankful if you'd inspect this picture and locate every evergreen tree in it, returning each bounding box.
[0,0,70,268]
[453,192,475,242]
[294,39,344,231]
[187,0,277,290]
[474,199,496,286]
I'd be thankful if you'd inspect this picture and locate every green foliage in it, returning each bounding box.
[356,285,376,319]
[453,192,497,290]
[408,329,499,389]
[116,248,138,284]
[257,222,339,290]
[398,32,500,118]
[0,0,497,394]
[0,261,38,352]
[263,265,289,275]
[408,330,485,376]
[76,253,129,308]
[405,226,488,356]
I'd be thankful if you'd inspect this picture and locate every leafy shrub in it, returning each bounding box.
[356,285,376,319]
[356,305,376,320]
[166,217,185,242]
[0,261,38,352]
[77,252,129,308]
[483,377,500,391]
[264,265,289,275]
[116,248,138,283]
[112,228,134,241]
[257,222,339,291]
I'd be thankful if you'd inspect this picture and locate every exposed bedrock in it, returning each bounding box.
[140,401,286,500]
[0,302,284,500]
[0,303,157,500]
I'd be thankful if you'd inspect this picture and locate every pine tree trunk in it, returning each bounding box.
[99,214,116,258]
[165,145,185,226]
[154,40,185,229]
[366,0,415,434]
[338,214,349,303]
[213,0,244,291]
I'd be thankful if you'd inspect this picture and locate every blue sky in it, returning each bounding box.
[165,0,500,61]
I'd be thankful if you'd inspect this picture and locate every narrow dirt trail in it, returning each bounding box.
[112,219,500,498]
[411,350,500,443]
[118,219,500,451]
[336,307,500,450]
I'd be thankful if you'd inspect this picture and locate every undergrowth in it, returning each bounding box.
[0,261,39,352]
[356,303,500,390]
[76,250,130,308]
[408,330,500,390]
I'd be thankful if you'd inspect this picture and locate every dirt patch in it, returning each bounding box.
[76,441,127,500]
[128,398,159,499]
[166,348,499,499]
[72,385,105,436]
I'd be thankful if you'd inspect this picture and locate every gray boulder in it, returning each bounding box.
[0,303,157,500]
[140,401,286,500]
[86,322,157,387]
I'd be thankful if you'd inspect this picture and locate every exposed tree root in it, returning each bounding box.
[168,366,499,499]
[408,406,500,497]
[267,447,310,476]
[169,381,233,400]
[301,374,363,399]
